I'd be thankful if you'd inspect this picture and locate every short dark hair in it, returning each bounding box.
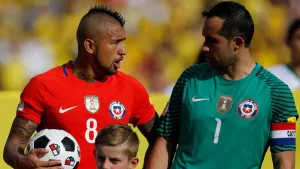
[202,1,254,48]
[76,5,125,42]
[95,124,139,158]
[286,19,300,44]
[86,5,125,27]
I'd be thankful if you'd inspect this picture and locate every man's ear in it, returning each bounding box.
[128,157,139,169]
[231,36,244,52]
[84,39,95,54]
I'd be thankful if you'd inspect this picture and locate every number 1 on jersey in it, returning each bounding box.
[85,118,98,143]
[214,118,222,144]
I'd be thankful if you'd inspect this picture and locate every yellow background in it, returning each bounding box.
[0,91,299,169]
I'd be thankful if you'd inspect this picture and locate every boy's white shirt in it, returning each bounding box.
[267,64,300,91]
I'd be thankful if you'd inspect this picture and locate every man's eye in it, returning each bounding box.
[110,159,120,164]
[112,40,122,44]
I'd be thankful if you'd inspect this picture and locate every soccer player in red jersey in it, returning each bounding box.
[3,5,159,169]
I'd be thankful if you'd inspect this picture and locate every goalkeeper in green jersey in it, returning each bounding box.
[146,1,298,169]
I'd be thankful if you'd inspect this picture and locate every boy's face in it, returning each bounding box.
[94,145,139,169]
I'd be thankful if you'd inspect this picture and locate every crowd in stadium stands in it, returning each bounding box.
[0,0,300,93]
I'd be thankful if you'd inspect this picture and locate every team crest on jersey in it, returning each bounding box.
[109,101,126,120]
[237,99,258,119]
[217,95,233,114]
[84,96,100,114]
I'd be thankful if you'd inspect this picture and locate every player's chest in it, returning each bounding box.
[182,79,272,126]
[43,86,134,126]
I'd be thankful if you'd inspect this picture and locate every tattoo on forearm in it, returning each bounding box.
[8,117,37,146]
[4,117,38,167]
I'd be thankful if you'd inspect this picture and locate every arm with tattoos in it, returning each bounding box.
[3,117,62,169]
[3,77,62,169]
[3,117,37,168]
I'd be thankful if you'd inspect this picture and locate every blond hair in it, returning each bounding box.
[95,124,139,158]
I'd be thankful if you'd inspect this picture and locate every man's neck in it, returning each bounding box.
[71,57,106,83]
[219,53,256,80]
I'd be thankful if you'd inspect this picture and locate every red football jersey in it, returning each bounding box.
[16,62,155,169]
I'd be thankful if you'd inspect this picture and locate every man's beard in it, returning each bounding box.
[99,62,117,76]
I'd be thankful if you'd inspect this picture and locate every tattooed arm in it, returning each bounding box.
[3,116,37,168]
[137,112,160,169]
[3,117,61,169]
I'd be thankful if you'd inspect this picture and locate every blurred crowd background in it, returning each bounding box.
[0,0,299,94]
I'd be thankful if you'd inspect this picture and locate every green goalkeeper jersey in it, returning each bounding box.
[158,63,298,169]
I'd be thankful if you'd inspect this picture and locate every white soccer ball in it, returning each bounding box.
[26,129,80,169]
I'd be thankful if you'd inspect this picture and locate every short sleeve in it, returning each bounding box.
[270,86,298,153]
[130,80,155,126]
[157,65,201,141]
[16,77,46,125]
